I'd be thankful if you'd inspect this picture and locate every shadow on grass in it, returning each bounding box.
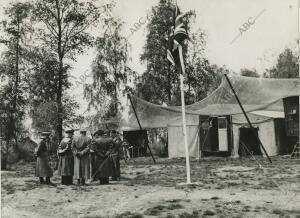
[82,212,144,218]
[2,183,16,195]
[144,202,184,216]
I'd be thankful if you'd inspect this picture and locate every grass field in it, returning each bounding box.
[1,156,300,218]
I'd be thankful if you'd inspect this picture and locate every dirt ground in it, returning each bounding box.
[1,156,300,218]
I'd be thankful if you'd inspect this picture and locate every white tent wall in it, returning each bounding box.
[230,120,278,158]
[168,113,280,159]
[168,125,200,158]
[231,124,240,158]
[258,120,278,156]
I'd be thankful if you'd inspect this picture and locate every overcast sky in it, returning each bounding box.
[0,0,298,113]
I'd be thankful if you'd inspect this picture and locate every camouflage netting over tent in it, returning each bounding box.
[119,75,299,130]
[119,96,185,130]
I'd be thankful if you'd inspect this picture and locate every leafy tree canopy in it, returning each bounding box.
[137,0,221,105]
[240,68,260,78]
[264,48,298,78]
[84,17,135,122]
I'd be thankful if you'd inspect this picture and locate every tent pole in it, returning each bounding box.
[127,94,156,163]
[224,74,272,163]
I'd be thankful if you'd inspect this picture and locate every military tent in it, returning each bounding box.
[116,75,299,158]
[231,111,286,158]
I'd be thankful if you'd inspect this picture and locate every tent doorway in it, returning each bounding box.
[123,130,148,157]
[238,127,261,156]
[200,116,232,156]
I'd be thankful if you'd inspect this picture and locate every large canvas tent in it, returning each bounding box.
[115,75,299,158]
[119,75,298,130]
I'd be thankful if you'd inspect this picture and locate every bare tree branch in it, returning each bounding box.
[41,19,59,38]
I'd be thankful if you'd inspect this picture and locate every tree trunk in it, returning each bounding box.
[56,0,63,142]
[114,84,118,115]
[167,71,171,105]
[57,57,63,142]
[1,155,7,170]
[2,139,10,170]
[11,16,20,151]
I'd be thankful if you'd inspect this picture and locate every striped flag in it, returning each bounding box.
[167,4,188,72]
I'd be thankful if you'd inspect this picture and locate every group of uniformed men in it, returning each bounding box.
[35,128,126,185]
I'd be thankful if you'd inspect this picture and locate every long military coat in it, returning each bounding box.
[72,135,91,179]
[57,137,74,176]
[92,137,113,179]
[35,139,53,178]
[110,136,121,178]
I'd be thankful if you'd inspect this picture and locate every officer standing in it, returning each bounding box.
[35,132,53,184]
[72,128,91,185]
[57,129,74,185]
[93,130,113,185]
[89,130,102,181]
[110,130,121,181]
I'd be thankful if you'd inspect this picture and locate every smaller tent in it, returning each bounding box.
[231,111,286,158]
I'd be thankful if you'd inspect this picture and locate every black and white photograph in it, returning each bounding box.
[0,0,300,217]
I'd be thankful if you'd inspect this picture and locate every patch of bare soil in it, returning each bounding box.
[1,157,300,218]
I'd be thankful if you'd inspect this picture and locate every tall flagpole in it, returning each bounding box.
[180,75,191,184]
[169,0,191,184]
[179,45,191,184]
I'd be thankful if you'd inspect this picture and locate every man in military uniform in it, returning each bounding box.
[35,132,53,184]
[110,130,122,181]
[92,130,113,185]
[89,130,102,181]
[72,129,91,185]
[57,129,74,185]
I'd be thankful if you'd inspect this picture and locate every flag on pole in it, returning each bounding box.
[166,3,192,184]
[167,4,188,72]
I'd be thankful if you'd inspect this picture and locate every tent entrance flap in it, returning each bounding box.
[218,117,228,151]
[238,127,261,156]
[199,116,232,156]
[200,117,218,152]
